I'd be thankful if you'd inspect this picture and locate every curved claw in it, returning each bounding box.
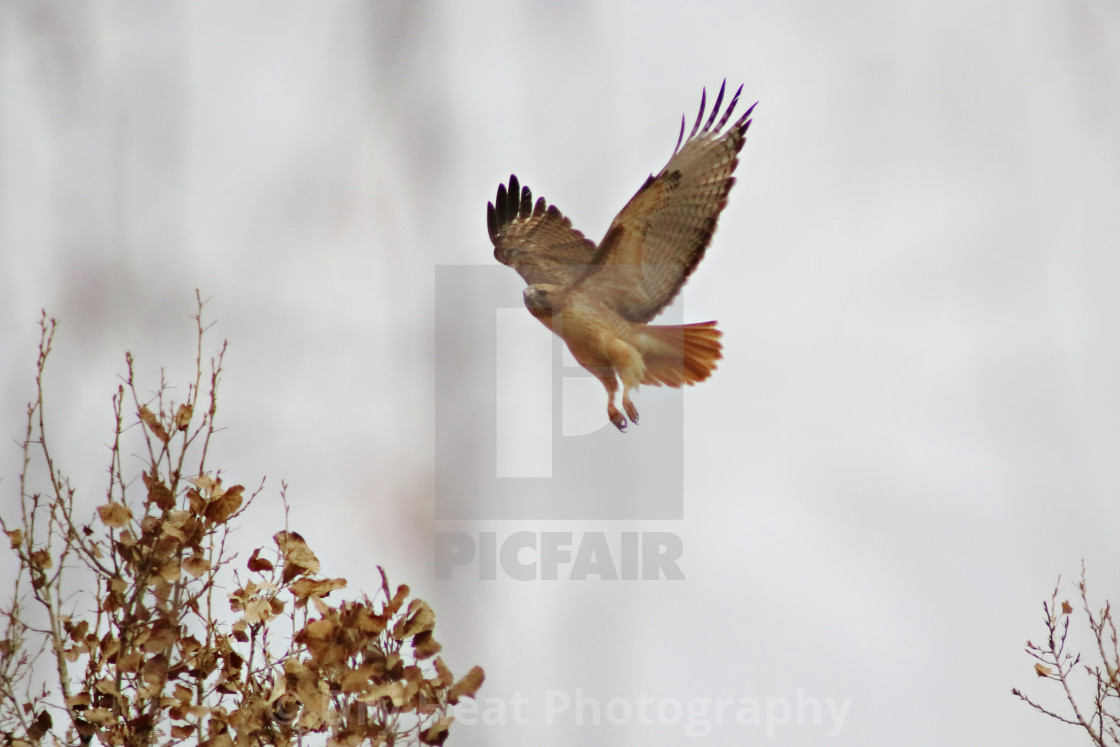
[608,405,628,432]
[623,400,639,424]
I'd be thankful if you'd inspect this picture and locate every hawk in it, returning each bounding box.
[488,81,756,431]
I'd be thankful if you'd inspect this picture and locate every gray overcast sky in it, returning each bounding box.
[2,2,1119,745]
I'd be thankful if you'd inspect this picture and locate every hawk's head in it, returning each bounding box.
[523,284,563,320]
[523,284,560,309]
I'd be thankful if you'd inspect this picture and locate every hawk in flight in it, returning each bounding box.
[488,81,756,431]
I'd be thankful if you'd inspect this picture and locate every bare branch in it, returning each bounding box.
[1016,566,1119,746]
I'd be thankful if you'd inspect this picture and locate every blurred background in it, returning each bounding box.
[2,1,1119,745]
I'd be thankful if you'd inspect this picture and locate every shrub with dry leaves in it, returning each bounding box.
[1,299,483,746]
[1013,564,1120,746]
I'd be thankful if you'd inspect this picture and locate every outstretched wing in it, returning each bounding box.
[488,174,598,287]
[581,81,756,322]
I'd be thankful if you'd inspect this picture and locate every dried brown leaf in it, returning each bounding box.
[412,630,442,660]
[242,598,273,626]
[159,558,182,583]
[139,405,170,443]
[1061,600,1073,615]
[29,549,52,569]
[141,470,176,510]
[289,577,347,599]
[174,403,193,430]
[340,663,377,693]
[283,656,309,678]
[275,530,320,582]
[111,651,140,676]
[6,529,23,549]
[187,474,217,492]
[143,653,170,685]
[386,583,410,616]
[359,681,407,707]
[73,719,97,743]
[27,710,52,742]
[97,502,132,529]
[93,677,119,695]
[448,666,485,703]
[199,734,234,747]
[432,657,454,688]
[1035,663,1053,677]
[187,488,206,515]
[399,599,436,639]
[171,724,194,739]
[173,684,192,704]
[420,716,453,746]
[65,693,92,708]
[144,620,180,652]
[303,617,337,642]
[205,486,244,525]
[183,552,211,577]
[161,511,196,542]
[295,672,330,717]
[68,619,90,641]
[247,547,274,572]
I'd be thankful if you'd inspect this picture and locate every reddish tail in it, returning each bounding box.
[637,321,723,387]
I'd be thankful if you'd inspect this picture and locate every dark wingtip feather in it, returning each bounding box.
[494,182,508,226]
[519,185,532,219]
[714,85,744,132]
[703,80,726,132]
[740,101,758,125]
[688,86,707,141]
[487,202,498,244]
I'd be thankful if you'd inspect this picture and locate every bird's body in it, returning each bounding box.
[488,82,755,431]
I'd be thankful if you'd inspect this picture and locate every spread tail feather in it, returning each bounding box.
[637,321,723,387]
